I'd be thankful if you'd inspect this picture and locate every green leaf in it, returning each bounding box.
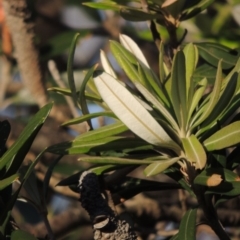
[135,82,179,132]
[62,111,116,126]
[206,181,240,197]
[144,157,180,176]
[83,1,120,10]
[195,43,239,69]
[194,172,222,187]
[193,64,217,84]
[90,165,121,175]
[76,121,128,141]
[178,209,197,240]
[182,135,206,169]
[47,87,102,102]
[47,136,152,155]
[11,230,38,240]
[43,155,63,206]
[79,156,157,165]
[94,72,181,153]
[191,60,223,128]
[204,121,240,151]
[120,8,158,21]
[0,150,45,233]
[159,41,165,84]
[183,43,198,105]
[181,0,215,21]
[100,50,117,78]
[111,37,167,105]
[198,72,238,132]
[0,174,18,190]
[119,34,149,67]
[194,168,237,186]
[187,78,207,123]
[171,51,187,131]
[67,33,80,108]
[78,64,98,129]
[0,103,53,177]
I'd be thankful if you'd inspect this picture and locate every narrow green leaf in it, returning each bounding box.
[0,174,18,190]
[119,34,149,67]
[11,230,38,240]
[90,165,121,175]
[100,50,117,78]
[82,2,120,10]
[0,150,45,231]
[221,58,240,90]
[94,72,181,153]
[0,103,53,177]
[182,135,206,169]
[206,181,240,197]
[43,155,63,206]
[204,121,240,151]
[187,78,207,123]
[178,209,197,240]
[137,63,152,89]
[78,65,97,129]
[191,60,223,128]
[183,43,198,105]
[62,111,116,126]
[111,46,140,82]
[110,40,138,65]
[198,73,238,130]
[171,51,187,131]
[193,64,217,84]
[47,136,152,155]
[144,157,180,176]
[135,82,179,132]
[195,42,239,69]
[79,156,156,165]
[159,41,165,84]
[111,37,168,105]
[48,87,103,102]
[120,7,158,21]
[67,33,80,108]
[181,0,217,21]
[76,122,128,141]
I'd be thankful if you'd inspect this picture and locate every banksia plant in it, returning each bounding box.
[47,1,240,239]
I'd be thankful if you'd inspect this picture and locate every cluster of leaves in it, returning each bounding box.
[0,103,53,239]
[48,27,240,238]
[83,0,214,25]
